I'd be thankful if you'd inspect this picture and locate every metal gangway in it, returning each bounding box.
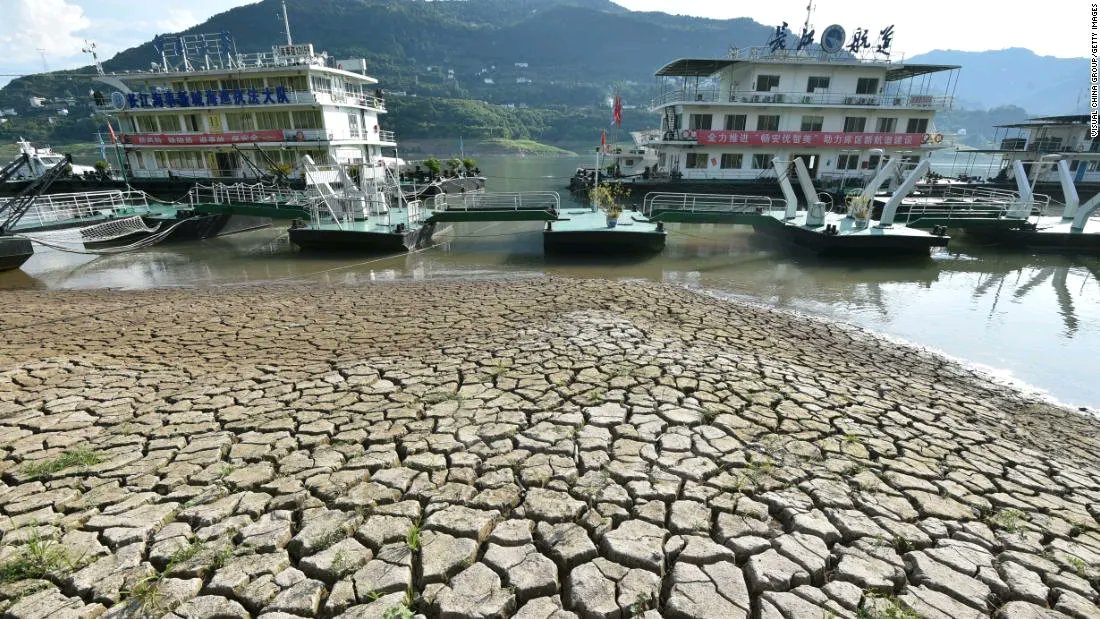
[2,189,152,231]
[183,181,314,219]
[641,192,782,223]
[428,191,560,222]
[903,185,1048,229]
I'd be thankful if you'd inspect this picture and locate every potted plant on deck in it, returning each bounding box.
[591,183,626,228]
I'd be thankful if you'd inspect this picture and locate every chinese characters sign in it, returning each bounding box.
[120,130,288,146]
[124,86,291,109]
[770,22,895,57]
[695,130,927,148]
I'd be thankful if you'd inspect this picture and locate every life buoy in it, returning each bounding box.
[933,133,943,144]
[921,133,930,144]
[680,129,691,140]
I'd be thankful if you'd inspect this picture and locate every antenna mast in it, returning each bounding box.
[803,1,815,34]
[82,40,104,76]
[281,0,293,46]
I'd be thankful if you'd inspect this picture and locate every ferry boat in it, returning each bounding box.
[3,139,97,183]
[955,114,1100,203]
[613,19,959,200]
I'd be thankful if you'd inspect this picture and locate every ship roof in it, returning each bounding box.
[997,114,1090,128]
[655,56,958,81]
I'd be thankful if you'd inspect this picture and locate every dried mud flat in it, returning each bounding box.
[0,277,1098,619]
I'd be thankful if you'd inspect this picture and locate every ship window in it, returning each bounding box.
[348,112,361,138]
[256,111,291,130]
[876,117,897,133]
[157,114,180,132]
[689,114,712,130]
[283,75,309,91]
[756,115,780,131]
[843,117,867,133]
[837,153,860,170]
[856,78,879,94]
[807,76,830,92]
[685,153,707,169]
[184,114,201,132]
[755,75,780,92]
[136,116,159,133]
[751,154,773,169]
[292,110,323,129]
[867,154,881,169]
[226,112,256,131]
[906,118,929,134]
[800,115,824,132]
[720,154,743,169]
[310,75,333,94]
[724,114,746,130]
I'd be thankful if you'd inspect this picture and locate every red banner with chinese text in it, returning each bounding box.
[693,130,930,148]
[120,130,288,146]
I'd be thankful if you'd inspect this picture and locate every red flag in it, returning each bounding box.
[106,122,117,144]
[612,95,623,127]
[600,129,607,148]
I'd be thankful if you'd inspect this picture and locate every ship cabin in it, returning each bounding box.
[977,115,1100,184]
[95,38,396,184]
[649,46,959,190]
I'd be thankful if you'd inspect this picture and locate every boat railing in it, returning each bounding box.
[902,186,1046,225]
[641,192,781,216]
[651,88,951,109]
[5,189,151,229]
[436,192,561,213]
[185,182,312,208]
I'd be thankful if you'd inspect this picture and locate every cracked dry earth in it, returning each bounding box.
[0,278,1099,619]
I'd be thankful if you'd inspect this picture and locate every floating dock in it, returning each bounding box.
[0,236,33,271]
[644,156,948,256]
[543,207,666,254]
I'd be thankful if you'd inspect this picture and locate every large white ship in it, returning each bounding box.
[93,31,394,190]
[632,19,959,198]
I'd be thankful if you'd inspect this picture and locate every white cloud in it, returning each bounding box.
[156,9,201,34]
[0,0,91,64]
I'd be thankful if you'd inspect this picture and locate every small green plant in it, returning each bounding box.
[0,529,74,583]
[330,550,356,579]
[168,539,205,566]
[1066,555,1091,579]
[405,522,421,552]
[590,183,628,219]
[462,157,477,173]
[22,449,103,479]
[857,593,921,619]
[382,604,414,619]
[584,388,606,404]
[628,592,651,617]
[986,508,1027,534]
[367,590,384,601]
[843,433,863,444]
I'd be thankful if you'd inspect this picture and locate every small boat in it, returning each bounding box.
[3,138,98,184]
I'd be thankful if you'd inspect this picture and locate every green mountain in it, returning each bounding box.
[908,48,1089,115]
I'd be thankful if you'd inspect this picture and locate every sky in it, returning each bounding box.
[0,0,1090,88]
